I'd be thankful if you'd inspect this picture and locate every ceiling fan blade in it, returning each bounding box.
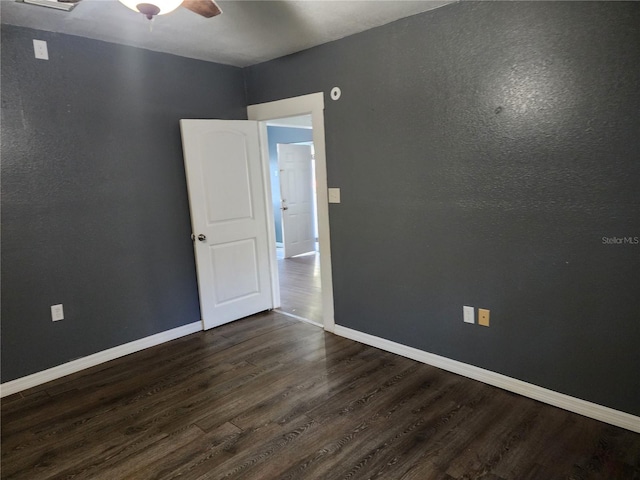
[182,0,222,18]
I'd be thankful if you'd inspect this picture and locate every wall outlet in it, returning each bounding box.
[478,308,490,327]
[51,304,64,321]
[463,306,474,324]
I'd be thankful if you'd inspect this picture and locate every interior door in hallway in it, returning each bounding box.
[180,120,273,330]
[278,143,315,258]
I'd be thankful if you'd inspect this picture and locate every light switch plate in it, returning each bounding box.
[51,304,64,321]
[328,188,341,203]
[463,306,474,324]
[33,39,49,60]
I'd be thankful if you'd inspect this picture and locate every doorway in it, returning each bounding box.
[266,118,320,324]
[247,93,335,332]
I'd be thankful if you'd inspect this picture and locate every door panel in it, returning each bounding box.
[181,120,272,330]
[211,239,259,304]
[201,131,254,223]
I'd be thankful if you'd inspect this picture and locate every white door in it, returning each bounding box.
[278,143,316,258]
[180,120,273,330]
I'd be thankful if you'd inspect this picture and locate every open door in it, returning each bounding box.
[180,120,273,330]
[278,143,316,258]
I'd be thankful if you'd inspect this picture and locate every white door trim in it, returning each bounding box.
[248,93,335,332]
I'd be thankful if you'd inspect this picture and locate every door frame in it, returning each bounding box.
[248,92,335,332]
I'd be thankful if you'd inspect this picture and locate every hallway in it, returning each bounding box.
[276,250,322,324]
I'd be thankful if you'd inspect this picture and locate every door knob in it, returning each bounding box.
[197,234,207,242]
[281,206,288,211]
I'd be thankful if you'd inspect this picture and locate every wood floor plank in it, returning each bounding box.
[86,425,204,480]
[118,361,285,438]
[190,350,370,433]
[302,381,482,479]
[227,343,385,431]
[214,311,297,344]
[271,374,468,479]
[223,363,445,479]
[490,403,574,479]
[444,397,542,478]
[276,363,500,480]
[277,252,322,324]
[144,421,242,480]
[2,311,639,480]
[1,361,256,477]
[1,333,238,438]
[199,415,321,480]
[399,462,456,480]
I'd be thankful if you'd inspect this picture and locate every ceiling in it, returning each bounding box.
[1,0,455,67]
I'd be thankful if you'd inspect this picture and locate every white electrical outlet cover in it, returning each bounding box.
[328,187,341,203]
[51,304,64,321]
[463,306,474,324]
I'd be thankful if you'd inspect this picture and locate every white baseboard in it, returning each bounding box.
[0,321,203,398]
[333,325,640,433]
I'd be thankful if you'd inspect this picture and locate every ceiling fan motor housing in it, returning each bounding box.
[136,3,160,19]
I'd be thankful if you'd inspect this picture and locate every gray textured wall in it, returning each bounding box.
[245,2,640,415]
[1,26,247,382]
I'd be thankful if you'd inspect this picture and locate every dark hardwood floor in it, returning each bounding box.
[2,311,639,480]
[277,251,322,324]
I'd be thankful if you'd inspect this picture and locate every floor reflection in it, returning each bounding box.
[276,248,322,324]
